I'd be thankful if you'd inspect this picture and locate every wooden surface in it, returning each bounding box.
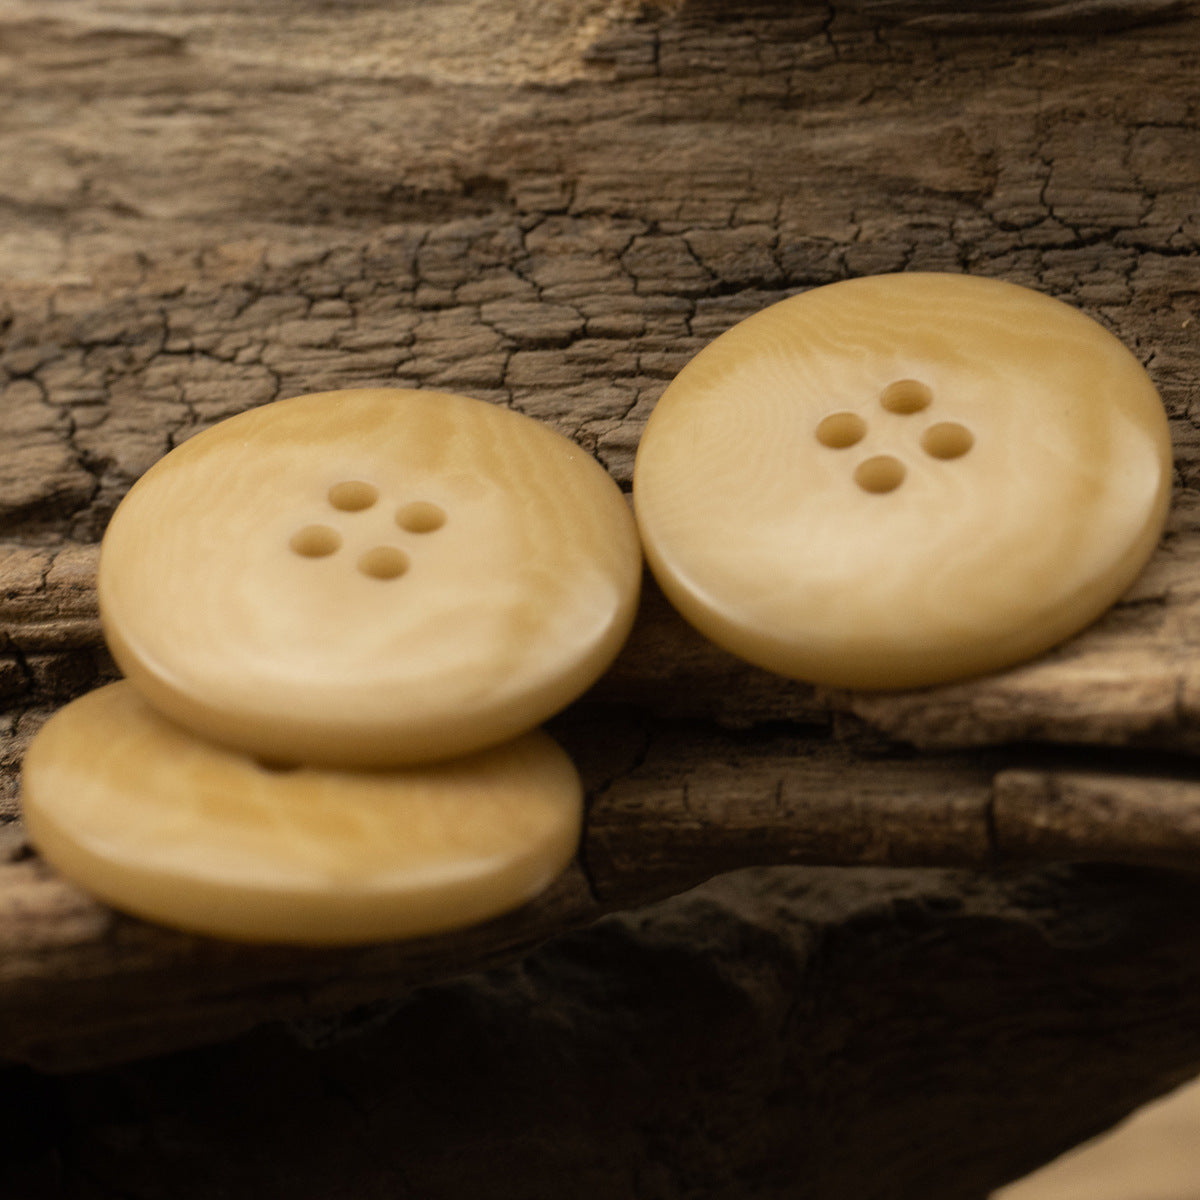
[6,864,1200,1199]
[2,0,1200,1104]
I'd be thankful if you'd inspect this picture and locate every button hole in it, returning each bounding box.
[290,525,341,557]
[255,758,299,773]
[880,380,932,415]
[855,455,906,494]
[358,546,410,580]
[396,501,447,533]
[922,422,974,460]
[815,412,867,449]
[328,481,379,511]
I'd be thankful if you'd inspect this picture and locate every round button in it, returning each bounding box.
[633,274,1172,689]
[99,389,641,766]
[21,683,583,944]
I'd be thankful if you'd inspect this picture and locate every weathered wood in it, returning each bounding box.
[1,0,1200,1145]
[7,863,1200,1200]
[994,768,1200,867]
[9,698,1200,1068]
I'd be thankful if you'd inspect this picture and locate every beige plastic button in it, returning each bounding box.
[21,683,583,944]
[633,274,1172,689]
[99,389,641,766]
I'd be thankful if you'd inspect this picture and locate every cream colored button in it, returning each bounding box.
[99,388,641,766]
[633,274,1172,689]
[21,683,583,944]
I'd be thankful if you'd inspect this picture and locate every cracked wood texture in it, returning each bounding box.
[4,2,1200,1192]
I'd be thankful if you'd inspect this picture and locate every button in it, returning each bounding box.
[633,274,1172,689]
[99,388,641,766]
[21,683,583,944]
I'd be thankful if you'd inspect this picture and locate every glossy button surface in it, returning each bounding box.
[633,274,1172,689]
[22,683,583,944]
[99,388,641,766]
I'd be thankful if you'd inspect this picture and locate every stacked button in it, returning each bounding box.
[22,389,642,944]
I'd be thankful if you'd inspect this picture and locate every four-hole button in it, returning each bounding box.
[633,272,1171,690]
[98,387,643,768]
